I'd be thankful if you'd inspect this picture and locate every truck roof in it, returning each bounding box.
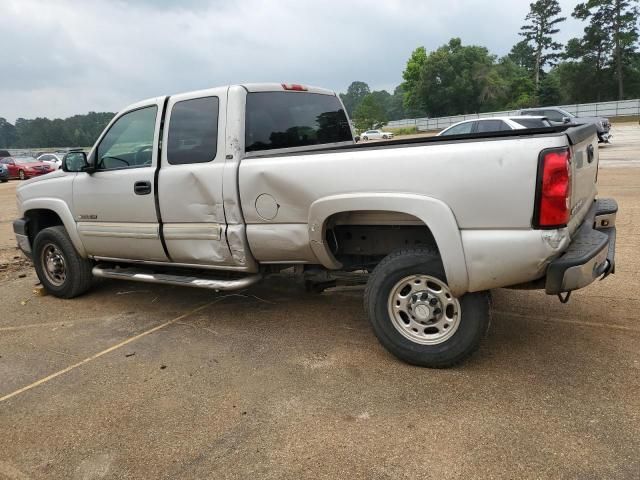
[117,83,338,117]
[240,83,336,95]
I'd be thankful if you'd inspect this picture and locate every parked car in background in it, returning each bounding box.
[0,156,55,180]
[437,116,551,136]
[37,153,66,170]
[360,129,394,140]
[520,107,611,143]
[0,163,9,182]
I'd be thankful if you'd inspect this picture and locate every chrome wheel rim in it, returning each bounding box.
[387,274,461,345]
[41,243,67,286]
[19,170,25,180]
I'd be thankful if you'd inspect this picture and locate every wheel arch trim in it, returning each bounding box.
[22,198,87,257]
[308,193,469,296]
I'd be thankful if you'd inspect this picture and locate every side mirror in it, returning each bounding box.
[563,117,571,124]
[62,151,93,173]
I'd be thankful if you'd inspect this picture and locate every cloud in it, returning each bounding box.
[0,0,584,122]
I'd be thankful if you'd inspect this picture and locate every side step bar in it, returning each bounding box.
[92,265,263,292]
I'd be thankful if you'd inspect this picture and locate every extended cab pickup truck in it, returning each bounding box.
[14,83,618,367]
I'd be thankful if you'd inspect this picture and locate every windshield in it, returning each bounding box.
[558,108,574,118]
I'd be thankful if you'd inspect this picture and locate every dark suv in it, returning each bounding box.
[520,107,611,143]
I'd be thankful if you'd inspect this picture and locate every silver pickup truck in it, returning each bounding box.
[13,83,618,367]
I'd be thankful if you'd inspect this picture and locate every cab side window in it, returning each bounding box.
[544,110,564,122]
[167,97,219,165]
[444,122,474,135]
[96,106,157,171]
[476,120,509,133]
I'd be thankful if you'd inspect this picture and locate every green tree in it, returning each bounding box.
[494,58,537,108]
[353,94,388,131]
[0,112,114,148]
[339,81,370,117]
[568,3,612,100]
[519,0,566,90]
[538,71,562,104]
[400,46,428,115]
[508,40,537,74]
[0,118,17,148]
[386,85,407,120]
[404,38,498,117]
[572,0,639,99]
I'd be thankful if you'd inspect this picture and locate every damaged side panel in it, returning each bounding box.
[461,228,570,292]
[157,86,257,270]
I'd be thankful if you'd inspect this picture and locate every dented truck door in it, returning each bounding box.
[157,87,235,266]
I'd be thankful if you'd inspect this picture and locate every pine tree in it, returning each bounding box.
[519,0,566,90]
[572,0,639,99]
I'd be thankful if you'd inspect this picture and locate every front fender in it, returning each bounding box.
[21,198,87,257]
[308,193,469,296]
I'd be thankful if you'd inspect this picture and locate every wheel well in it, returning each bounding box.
[25,209,64,245]
[324,211,439,270]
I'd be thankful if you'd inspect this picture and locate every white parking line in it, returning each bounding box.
[0,301,214,403]
[0,321,82,332]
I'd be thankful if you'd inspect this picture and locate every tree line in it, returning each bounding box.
[342,0,640,130]
[0,112,115,149]
[1,1,637,146]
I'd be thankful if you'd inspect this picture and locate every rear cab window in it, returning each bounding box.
[245,92,352,153]
[167,96,219,165]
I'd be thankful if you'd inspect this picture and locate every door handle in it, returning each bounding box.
[134,181,152,195]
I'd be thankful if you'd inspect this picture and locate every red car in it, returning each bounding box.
[0,156,55,180]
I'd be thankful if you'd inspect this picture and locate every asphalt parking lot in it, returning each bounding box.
[1,124,639,479]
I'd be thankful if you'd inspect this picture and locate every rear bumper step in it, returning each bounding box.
[92,265,263,291]
[545,198,617,295]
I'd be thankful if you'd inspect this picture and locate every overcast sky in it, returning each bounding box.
[1,0,586,122]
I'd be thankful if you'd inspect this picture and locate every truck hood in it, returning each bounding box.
[19,168,69,186]
[572,116,608,125]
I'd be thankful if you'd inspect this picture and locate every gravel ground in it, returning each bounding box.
[0,128,639,479]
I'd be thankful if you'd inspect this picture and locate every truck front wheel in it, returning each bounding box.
[33,226,94,298]
[364,247,491,368]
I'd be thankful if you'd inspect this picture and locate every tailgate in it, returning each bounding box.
[566,124,599,234]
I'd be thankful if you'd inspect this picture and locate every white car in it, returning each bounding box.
[438,116,551,136]
[360,129,394,140]
[36,153,66,170]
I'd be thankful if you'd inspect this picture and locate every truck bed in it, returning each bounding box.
[247,124,594,158]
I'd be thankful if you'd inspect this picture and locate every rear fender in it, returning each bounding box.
[308,193,469,296]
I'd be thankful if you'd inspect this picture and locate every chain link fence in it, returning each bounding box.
[386,99,640,132]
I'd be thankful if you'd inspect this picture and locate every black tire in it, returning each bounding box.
[33,226,94,298]
[364,247,491,368]
[1,179,7,183]
[19,170,25,180]
[383,135,388,139]
[363,136,368,141]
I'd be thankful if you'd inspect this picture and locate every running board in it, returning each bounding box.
[92,265,263,291]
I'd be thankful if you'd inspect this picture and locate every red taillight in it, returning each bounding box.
[535,148,571,228]
[281,83,307,91]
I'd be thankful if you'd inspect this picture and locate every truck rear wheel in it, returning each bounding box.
[33,226,94,298]
[364,247,491,368]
